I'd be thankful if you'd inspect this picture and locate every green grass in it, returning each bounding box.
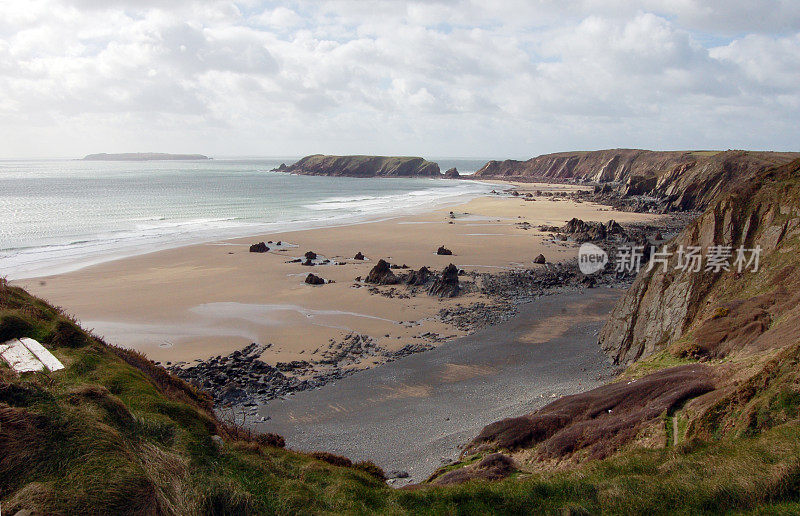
[5,281,800,514]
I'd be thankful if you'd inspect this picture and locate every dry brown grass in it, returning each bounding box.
[465,365,715,461]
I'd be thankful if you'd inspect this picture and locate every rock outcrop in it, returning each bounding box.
[277,155,441,177]
[405,266,432,286]
[249,242,269,253]
[444,167,460,178]
[305,274,326,285]
[428,264,460,298]
[600,157,800,364]
[364,259,399,285]
[474,149,800,211]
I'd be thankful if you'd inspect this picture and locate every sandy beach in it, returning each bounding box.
[11,182,658,369]
[254,288,620,484]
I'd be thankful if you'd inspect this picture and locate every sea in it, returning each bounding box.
[0,157,493,280]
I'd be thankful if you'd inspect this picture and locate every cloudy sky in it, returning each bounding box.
[1,0,799,159]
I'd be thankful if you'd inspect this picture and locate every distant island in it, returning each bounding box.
[82,152,211,161]
[275,154,441,177]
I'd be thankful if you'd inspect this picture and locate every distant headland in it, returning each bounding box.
[274,154,441,177]
[82,152,211,161]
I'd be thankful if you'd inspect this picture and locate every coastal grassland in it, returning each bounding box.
[0,280,389,515]
[6,279,800,514]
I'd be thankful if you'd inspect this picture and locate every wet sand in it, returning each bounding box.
[252,288,619,484]
[12,183,656,369]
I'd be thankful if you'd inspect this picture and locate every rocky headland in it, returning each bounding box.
[435,157,800,490]
[275,154,441,177]
[475,149,800,211]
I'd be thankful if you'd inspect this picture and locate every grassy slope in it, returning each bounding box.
[0,282,391,515]
[5,160,800,514]
[5,286,800,514]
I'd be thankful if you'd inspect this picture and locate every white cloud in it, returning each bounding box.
[0,0,798,158]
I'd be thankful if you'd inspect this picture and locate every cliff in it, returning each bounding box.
[439,158,800,498]
[278,154,441,177]
[474,149,800,211]
[600,157,800,364]
[82,152,210,161]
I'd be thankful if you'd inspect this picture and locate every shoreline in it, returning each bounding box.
[11,182,666,383]
[2,177,496,281]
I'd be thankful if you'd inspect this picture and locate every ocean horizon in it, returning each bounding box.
[0,157,493,280]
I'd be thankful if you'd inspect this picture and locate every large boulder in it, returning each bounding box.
[305,273,326,285]
[249,242,269,253]
[365,259,399,285]
[428,263,460,298]
[437,246,453,256]
[444,167,460,178]
[533,254,546,264]
[354,252,366,260]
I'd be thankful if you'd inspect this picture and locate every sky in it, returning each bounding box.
[1,0,799,159]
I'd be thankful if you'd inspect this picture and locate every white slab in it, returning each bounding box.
[0,339,44,372]
[20,338,64,372]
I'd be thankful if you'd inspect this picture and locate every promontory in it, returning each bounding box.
[275,154,441,177]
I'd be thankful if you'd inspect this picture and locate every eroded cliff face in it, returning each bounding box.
[600,158,800,365]
[280,154,441,177]
[475,149,800,211]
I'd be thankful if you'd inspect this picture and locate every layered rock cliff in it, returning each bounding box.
[600,157,800,364]
[475,149,799,211]
[278,154,441,177]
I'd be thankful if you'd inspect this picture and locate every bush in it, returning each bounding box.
[310,451,352,468]
[51,320,89,348]
[353,460,386,481]
[0,314,33,342]
[254,432,285,448]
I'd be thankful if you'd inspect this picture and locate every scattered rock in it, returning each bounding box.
[437,246,453,256]
[354,251,366,260]
[305,273,326,285]
[305,251,318,260]
[429,263,460,298]
[249,242,269,253]
[406,266,432,286]
[365,259,399,285]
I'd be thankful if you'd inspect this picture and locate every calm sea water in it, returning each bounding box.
[0,158,492,279]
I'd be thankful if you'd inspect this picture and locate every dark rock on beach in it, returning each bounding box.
[365,259,399,285]
[354,251,366,260]
[444,167,460,178]
[249,242,269,253]
[406,266,432,286]
[429,264,460,298]
[436,246,453,256]
[305,273,326,285]
[533,254,546,264]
